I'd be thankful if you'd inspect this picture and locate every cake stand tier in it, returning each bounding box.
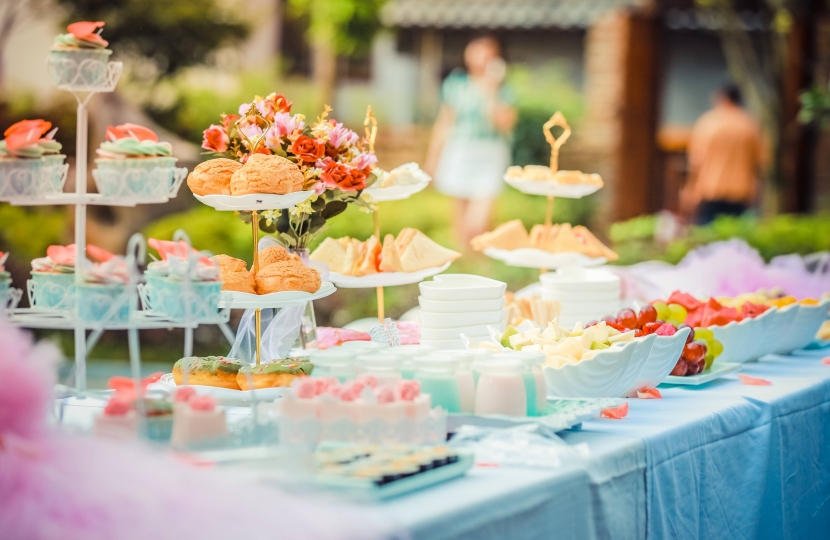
[194,191,315,211]
[328,262,451,289]
[5,308,223,330]
[361,180,430,202]
[483,247,606,269]
[503,177,602,198]
[218,281,336,309]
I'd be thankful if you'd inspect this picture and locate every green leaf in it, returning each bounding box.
[321,200,347,219]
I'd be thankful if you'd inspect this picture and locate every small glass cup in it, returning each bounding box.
[500,351,547,416]
[393,344,434,380]
[355,352,403,384]
[474,358,527,417]
[413,353,462,414]
[310,348,355,382]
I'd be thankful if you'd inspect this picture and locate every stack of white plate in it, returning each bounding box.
[418,274,507,349]
[539,267,620,329]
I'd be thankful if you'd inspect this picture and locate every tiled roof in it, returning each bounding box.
[381,0,645,29]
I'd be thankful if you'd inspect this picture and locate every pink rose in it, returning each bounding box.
[327,123,359,149]
[356,374,377,388]
[46,244,75,266]
[190,395,217,412]
[351,152,377,170]
[396,380,420,401]
[174,386,197,403]
[272,112,304,136]
[375,386,396,404]
[201,124,229,153]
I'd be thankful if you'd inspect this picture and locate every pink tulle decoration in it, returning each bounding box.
[0,318,400,540]
[611,239,830,302]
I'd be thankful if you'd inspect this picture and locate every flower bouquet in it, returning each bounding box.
[200,93,378,250]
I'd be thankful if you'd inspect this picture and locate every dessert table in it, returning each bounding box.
[374,347,830,540]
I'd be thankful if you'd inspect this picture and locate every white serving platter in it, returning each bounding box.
[158,373,287,402]
[660,362,741,386]
[194,191,314,211]
[329,262,451,288]
[218,281,336,309]
[484,247,606,269]
[361,181,430,202]
[503,177,602,198]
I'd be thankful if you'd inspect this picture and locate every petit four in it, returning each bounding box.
[171,389,229,449]
[172,356,245,390]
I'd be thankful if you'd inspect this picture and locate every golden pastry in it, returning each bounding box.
[173,356,243,390]
[255,259,321,294]
[186,158,241,196]
[229,154,304,195]
[379,234,404,272]
[213,254,256,294]
[259,245,299,269]
[471,219,529,251]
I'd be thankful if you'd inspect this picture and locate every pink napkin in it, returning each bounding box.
[738,373,772,386]
[822,357,830,366]
[601,402,629,419]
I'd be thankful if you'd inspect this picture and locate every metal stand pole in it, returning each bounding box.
[74,100,88,391]
[251,210,262,365]
[373,208,384,322]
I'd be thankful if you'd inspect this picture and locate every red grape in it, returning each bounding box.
[617,308,638,329]
[686,361,702,375]
[679,324,695,344]
[602,315,617,324]
[638,305,658,327]
[670,361,688,376]
[682,341,707,362]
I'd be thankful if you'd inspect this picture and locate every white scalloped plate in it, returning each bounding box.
[362,180,430,202]
[660,362,741,386]
[158,373,287,401]
[503,177,602,198]
[329,262,451,288]
[484,247,606,269]
[194,191,314,211]
[622,328,690,397]
[218,281,336,309]
[772,299,830,355]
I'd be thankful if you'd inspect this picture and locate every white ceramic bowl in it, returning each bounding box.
[419,321,506,341]
[772,299,830,355]
[418,309,507,329]
[622,328,690,397]
[754,304,798,357]
[741,307,777,360]
[419,338,466,350]
[711,308,781,364]
[417,295,505,313]
[543,338,642,398]
[419,274,506,301]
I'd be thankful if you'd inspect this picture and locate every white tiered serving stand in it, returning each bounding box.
[2,54,231,392]
[191,105,336,365]
[327,107,440,323]
[485,112,606,271]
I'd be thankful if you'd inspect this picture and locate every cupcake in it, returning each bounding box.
[93,123,176,198]
[29,244,113,310]
[0,252,10,310]
[76,255,132,324]
[142,238,222,321]
[0,120,62,198]
[49,21,113,88]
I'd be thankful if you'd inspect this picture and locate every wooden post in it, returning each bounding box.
[418,30,443,122]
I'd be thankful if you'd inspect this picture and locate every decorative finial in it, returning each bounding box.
[364,105,377,154]
[235,103,271,154]
[542,112,571,172]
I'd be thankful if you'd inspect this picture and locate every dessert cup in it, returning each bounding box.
[29,271,76,310]
[0,158,42,198]
[40,154,67,194]
[94,156,178,198]
[76,282,132,324]
[142,274,221,321]
[48,48,113,88]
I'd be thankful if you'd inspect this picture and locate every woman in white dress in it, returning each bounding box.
[424,36,517,248]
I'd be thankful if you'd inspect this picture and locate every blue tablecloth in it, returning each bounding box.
[378,348,830,540]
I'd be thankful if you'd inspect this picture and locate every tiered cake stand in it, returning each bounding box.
[3,54,231,391]
[326,107,439,322]
[192,105,336,365]
[484,112,606,271]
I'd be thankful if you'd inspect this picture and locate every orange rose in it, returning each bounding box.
[67,21,108,48]
[201,124,229,153]
[106,123,158,142]
[291,135,325,164]
[4,119,52,152]
[321,162,366,191]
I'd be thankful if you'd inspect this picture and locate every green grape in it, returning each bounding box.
[704,352,715,370]
[667,303,688,323]
[694,327,714,342]
[709,339,724,357]
[590,342,609,350]
[653,301,670,321]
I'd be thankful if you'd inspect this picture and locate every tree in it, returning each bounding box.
[287,0,387,106]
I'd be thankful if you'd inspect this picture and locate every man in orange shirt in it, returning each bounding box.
[681,84,765,225]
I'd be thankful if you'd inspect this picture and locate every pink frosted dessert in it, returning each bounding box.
[94,395,138,441]
[398,380,431,421]
[170,388,228,448]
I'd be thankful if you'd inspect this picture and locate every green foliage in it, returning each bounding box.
[610,213,830,266]
[0,206,67,262]
[507,62,585,167]
[287,0,386,57]
[798,84,830,127]
[55,0,249,77]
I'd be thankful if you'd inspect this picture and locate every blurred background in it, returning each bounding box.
[2,0,830,375]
